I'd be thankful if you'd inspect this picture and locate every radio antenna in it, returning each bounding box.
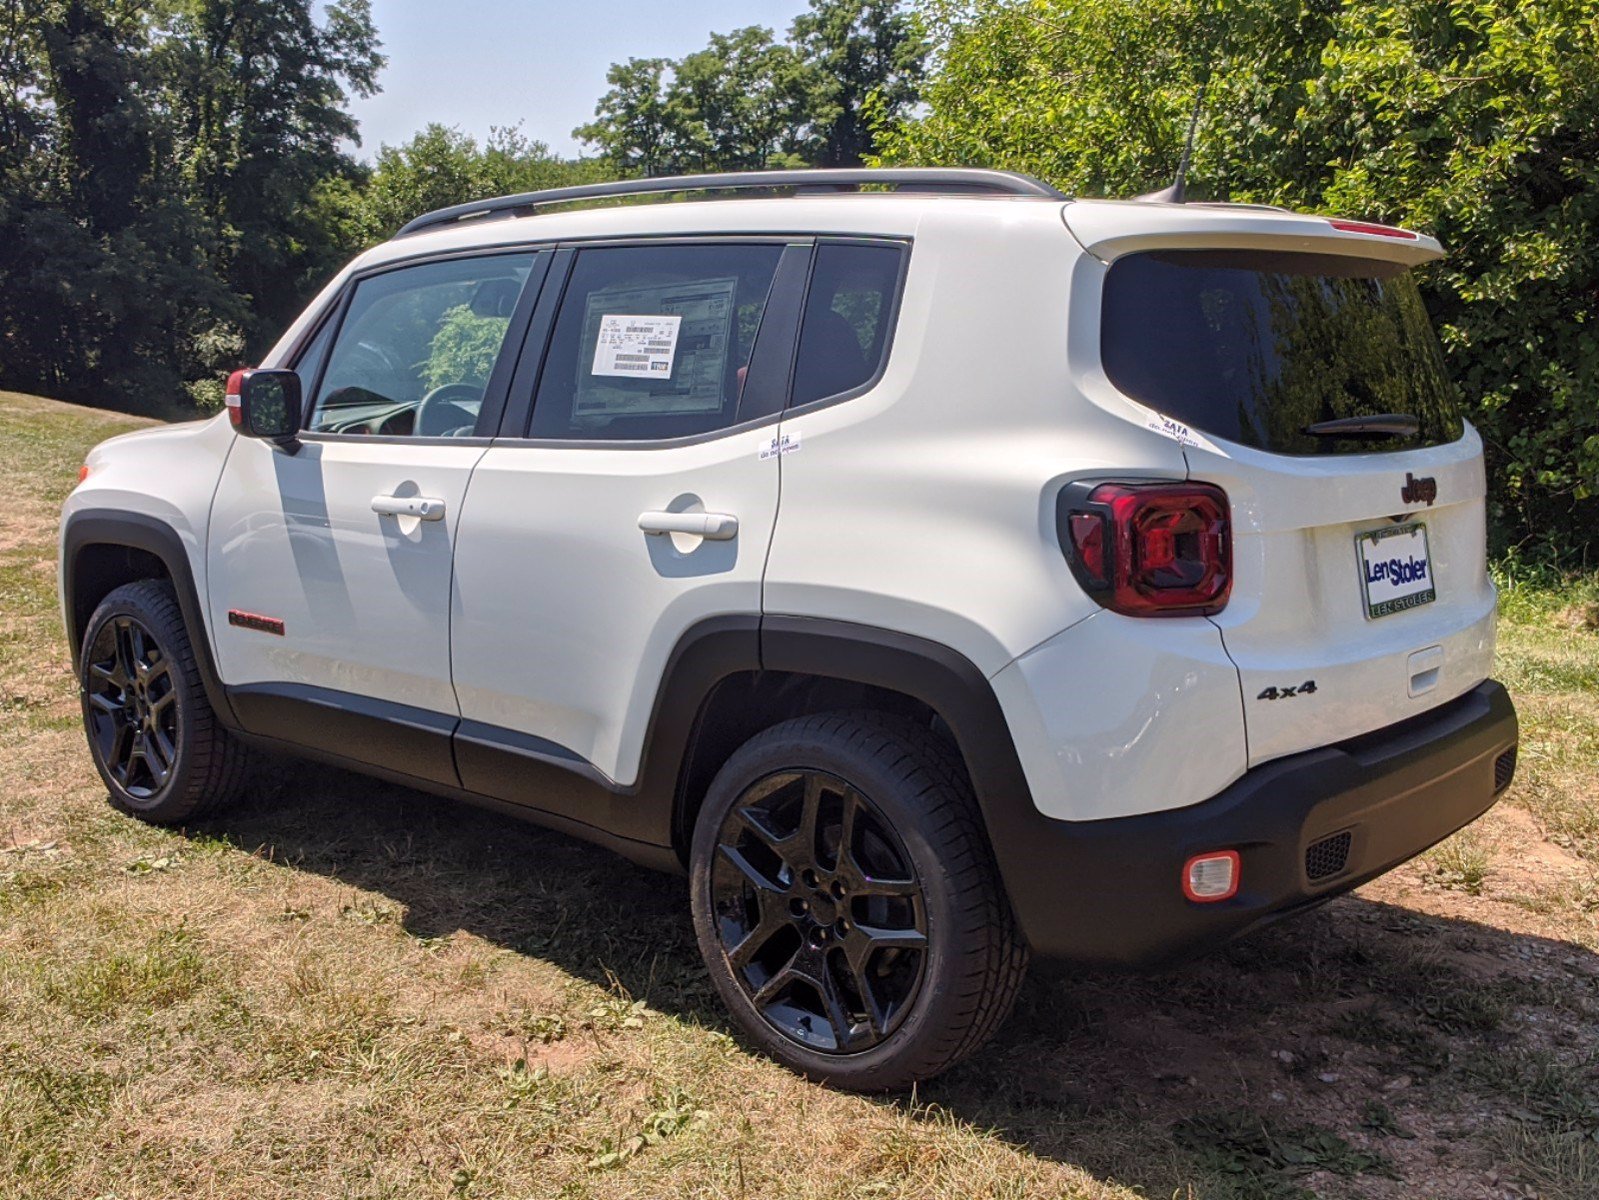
[1136,81,1206,204]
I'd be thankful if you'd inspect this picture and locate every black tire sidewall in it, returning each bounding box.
[79,583,199,819]
[689,718,992,1090]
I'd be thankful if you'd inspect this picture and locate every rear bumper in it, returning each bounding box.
[996,679,1517,965]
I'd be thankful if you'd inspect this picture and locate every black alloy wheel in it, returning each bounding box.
[710,768,928,1053]
[690,712,1029,1091]
[79,580,249,823]
[84,613,181,798]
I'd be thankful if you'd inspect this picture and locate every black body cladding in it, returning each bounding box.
[63,508,1517,966]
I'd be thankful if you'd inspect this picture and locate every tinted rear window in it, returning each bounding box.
[1101,250,1463,455]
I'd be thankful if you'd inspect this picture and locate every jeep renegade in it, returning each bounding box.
[61,168,1519,1090]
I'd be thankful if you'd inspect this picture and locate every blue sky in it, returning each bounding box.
[346,0,808,160]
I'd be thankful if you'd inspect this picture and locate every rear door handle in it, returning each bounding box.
[638,511,739,540]
[372,494,446,521]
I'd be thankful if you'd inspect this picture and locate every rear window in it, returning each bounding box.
[1101,250,1463,455]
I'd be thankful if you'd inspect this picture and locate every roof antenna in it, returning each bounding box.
[1137,82,1206,203]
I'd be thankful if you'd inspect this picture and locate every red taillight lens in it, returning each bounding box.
[1059,481,1231,616]
[1328,218,1419,241]
[225,369,246,427]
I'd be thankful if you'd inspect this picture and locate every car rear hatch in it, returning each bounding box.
[1067,201,1497,767]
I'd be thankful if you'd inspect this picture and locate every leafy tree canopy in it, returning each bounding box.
[880,0,1599,558]
[575,0,927,173]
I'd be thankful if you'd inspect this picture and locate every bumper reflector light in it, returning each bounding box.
[1182,850,1240,902]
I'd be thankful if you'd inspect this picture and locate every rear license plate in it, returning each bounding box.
[1357,522,1436,619]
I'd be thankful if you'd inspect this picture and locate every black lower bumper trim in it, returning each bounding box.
[995,680,1518,966]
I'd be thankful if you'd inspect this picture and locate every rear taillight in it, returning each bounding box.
[225,369,246,427]
[1328,218,1419,241]
[1057,481,1231,617]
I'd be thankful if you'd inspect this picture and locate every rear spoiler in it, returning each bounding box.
[1063,200,1444,267]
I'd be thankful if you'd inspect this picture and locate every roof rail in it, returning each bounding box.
[394,168,1068,238]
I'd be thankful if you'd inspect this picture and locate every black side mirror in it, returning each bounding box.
[228,369,302,451]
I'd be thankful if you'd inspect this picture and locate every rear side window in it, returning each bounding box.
[531,243,784,441]
[1101,250,1463,455]
[792,242,905,407]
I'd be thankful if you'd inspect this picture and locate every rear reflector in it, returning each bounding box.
[1058,481,1231,617]
[1328,219,1419,241]
[1183,851,1240,902]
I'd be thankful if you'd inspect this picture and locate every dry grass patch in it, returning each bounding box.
[2,391,1599,1199]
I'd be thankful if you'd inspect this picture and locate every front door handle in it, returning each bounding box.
[373,494,446,521]
[638,511,739,540]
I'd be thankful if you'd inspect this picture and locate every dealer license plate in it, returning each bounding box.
[1357,522,1436,619]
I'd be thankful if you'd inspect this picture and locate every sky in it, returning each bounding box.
[346,0,809,161]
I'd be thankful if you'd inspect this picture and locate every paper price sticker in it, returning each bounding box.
[591,314,681,379]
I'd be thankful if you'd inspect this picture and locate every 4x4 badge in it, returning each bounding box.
[1401,473,1437,506]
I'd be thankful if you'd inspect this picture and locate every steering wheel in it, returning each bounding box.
[414,383,485,437]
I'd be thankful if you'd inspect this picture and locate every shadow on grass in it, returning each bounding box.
[189,754,1599,1198]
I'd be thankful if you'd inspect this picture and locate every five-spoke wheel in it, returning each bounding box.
[711,769,928,1053]
[79,580,249,822]
[691,712,1029,1091]
[84,614,180,798]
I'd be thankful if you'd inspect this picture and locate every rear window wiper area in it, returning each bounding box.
[1303,414,1421,438]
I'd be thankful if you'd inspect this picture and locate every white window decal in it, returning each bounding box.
[758,431,802,461]
[591,313,682,379]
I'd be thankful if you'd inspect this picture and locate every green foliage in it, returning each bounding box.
[420,305,510,393]
[0,0,382,413]
[321,123,607,247]
[792,0,928,166]
[575,0,927,173]
[883,0,1599,559]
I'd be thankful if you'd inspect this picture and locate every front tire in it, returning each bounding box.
[79,579,249,824]
[689,712,1028,1091]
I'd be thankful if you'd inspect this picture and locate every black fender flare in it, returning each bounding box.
[755,616,1054,948]
[60,509,238,727]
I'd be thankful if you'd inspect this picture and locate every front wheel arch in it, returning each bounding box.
[62,511,236,728]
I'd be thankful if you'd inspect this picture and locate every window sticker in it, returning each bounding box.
[1143,413,1217,452]
[575,277,739,418]
[757,430,801,460]
[591,314,681,379]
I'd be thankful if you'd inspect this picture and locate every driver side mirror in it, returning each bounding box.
[226,369,303,451]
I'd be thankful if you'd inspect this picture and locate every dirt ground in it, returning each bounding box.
[3,390,1597,1200]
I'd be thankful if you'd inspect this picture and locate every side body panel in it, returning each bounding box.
[767,207,1251,820]
[450,436,780,789]
[205,436,485,716]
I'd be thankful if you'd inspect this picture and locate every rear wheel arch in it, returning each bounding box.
[660,618,1040,891]
[62,511,236,727]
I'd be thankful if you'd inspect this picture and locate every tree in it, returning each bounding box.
[0,0,240,409]
[574,2,928,175]
[791,0,927,166]
[880,0,1599,558]
[317,123,608,251]
[156,0,385,345]
[669,27,811,171]
[575,57,678,177]
[0,0,384,412]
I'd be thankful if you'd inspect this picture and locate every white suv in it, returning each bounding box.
[61,168,1519,1090]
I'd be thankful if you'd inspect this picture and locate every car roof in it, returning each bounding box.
[354,191,1068,270]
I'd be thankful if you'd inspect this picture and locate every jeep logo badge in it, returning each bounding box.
[1401,473,1437,506]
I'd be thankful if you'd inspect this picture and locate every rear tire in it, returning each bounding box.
[689,711,1028,1091]
[78,579,250,824]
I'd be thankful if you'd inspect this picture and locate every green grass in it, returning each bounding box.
[2,389,1598,1199]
